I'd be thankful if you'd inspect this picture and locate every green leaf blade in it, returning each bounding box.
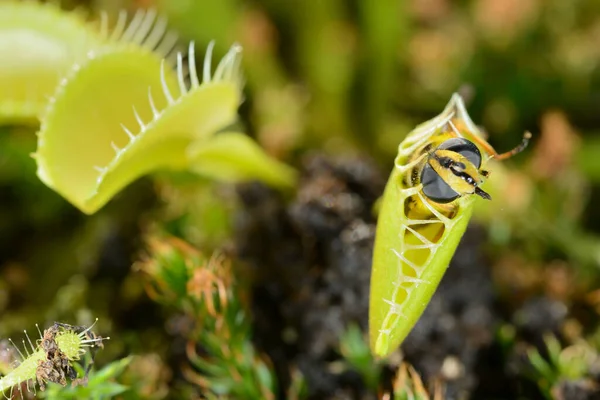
[188,131,297,188]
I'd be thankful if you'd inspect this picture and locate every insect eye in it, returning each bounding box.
[437,138,482,168]
[420,162,460,203]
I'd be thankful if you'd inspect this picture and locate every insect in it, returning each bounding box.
[369,93,530,357]
[404,122,531,219]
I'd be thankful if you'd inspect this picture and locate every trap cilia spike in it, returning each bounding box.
[369,93,530,357]
[96,8,181,64]
[0,320,106,396]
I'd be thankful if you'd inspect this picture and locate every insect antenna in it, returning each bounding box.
[492,131,532,161]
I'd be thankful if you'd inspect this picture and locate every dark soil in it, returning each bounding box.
[234,153,600,400]
[236,153,383,399]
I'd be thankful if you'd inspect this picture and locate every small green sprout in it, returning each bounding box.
[0,321,106,398]
[287,368,308,400]
[339,323,382,390]
[338,325,444,399]
[527,334,599,399]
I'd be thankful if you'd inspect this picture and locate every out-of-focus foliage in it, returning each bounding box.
[526,335,600,399]
[339,323,382,391]
[0,1,101,123]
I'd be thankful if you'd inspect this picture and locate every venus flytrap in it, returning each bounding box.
[35,42,185,214]
[369,94,530,357]
[1,3,296,213]
[369,95,480,358]
[35,37,296,214]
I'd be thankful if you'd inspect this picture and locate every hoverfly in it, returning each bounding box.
[369,93,530,357]
[403,120,530,220]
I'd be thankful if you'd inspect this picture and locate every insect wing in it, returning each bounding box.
[369,93,483,357]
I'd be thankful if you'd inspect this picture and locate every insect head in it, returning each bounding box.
[420,131,531,204]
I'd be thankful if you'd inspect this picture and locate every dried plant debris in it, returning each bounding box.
[37,324,77,391]
[384,363,444,400]
[529,110,580,180]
